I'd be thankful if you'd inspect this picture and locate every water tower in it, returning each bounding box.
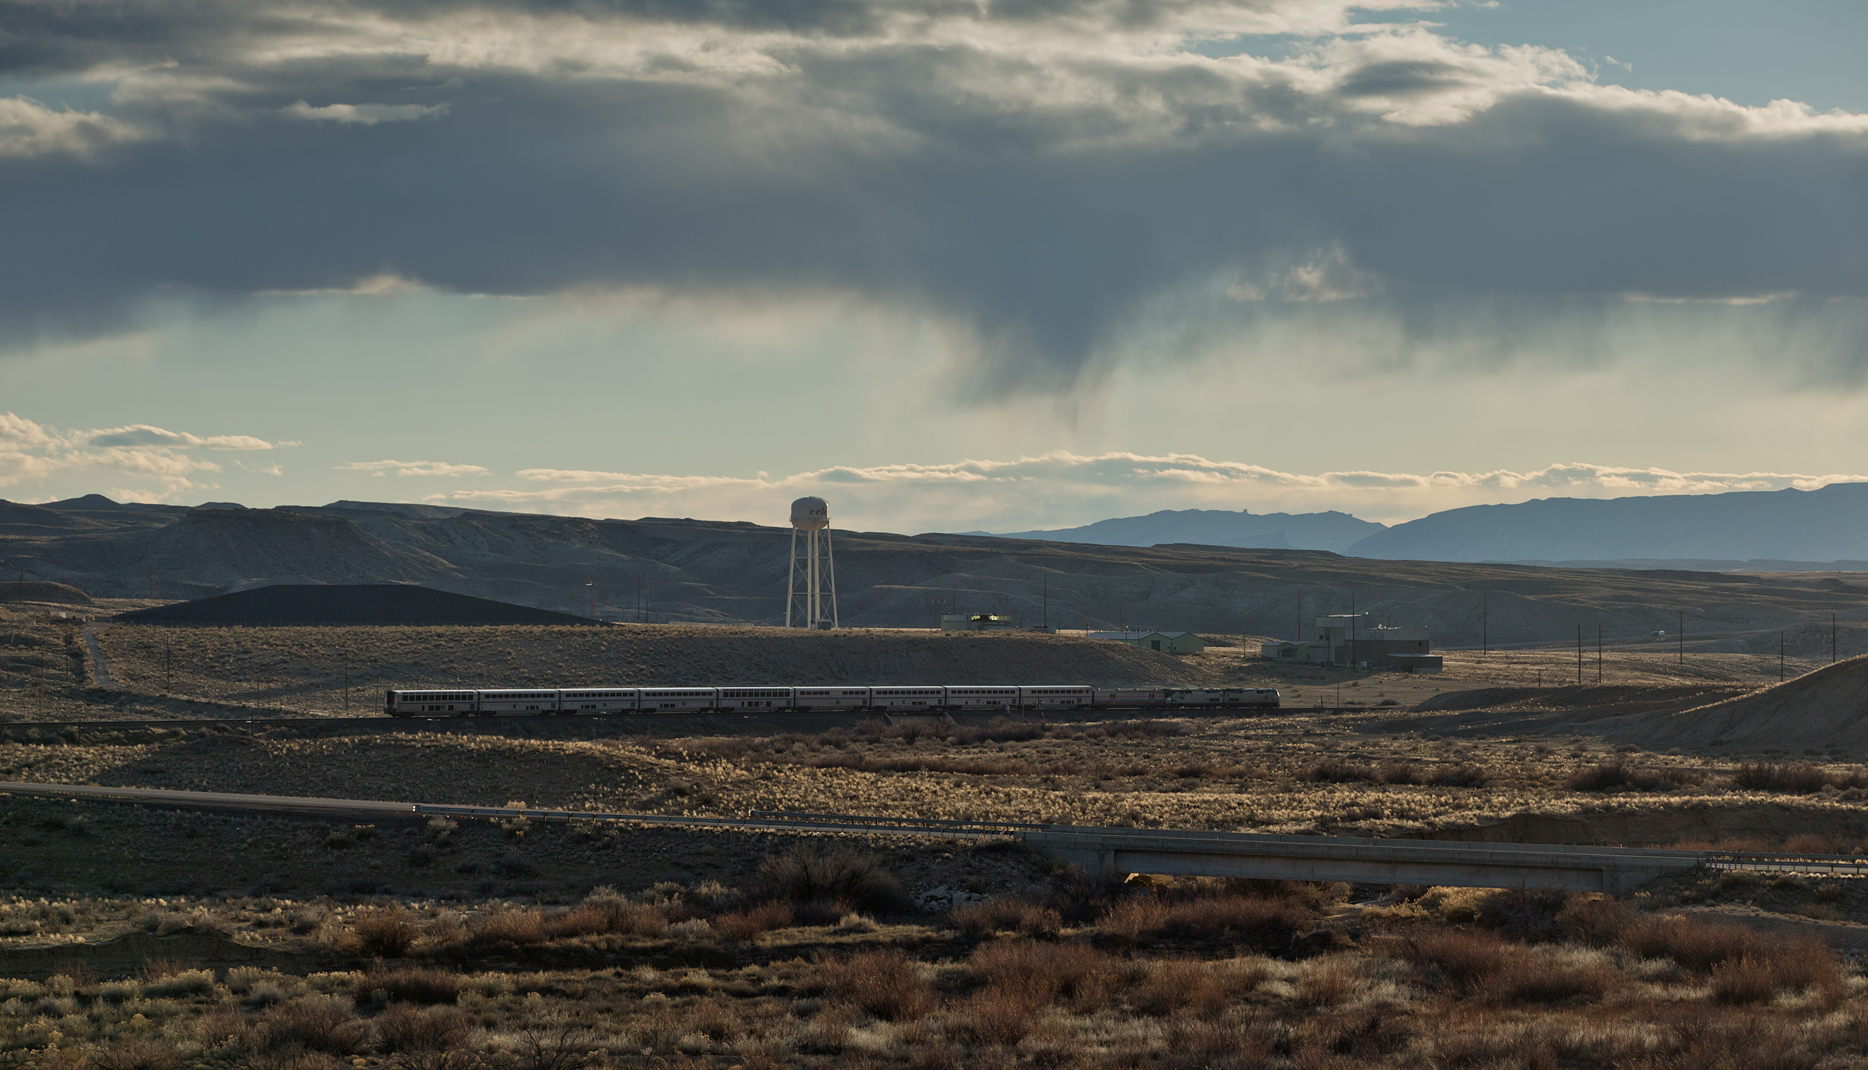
[786,496,839,629]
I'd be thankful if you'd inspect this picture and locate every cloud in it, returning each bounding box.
[87,424,278,450]
[0,412,287,497]
[0,96,143,159]
[281,101,449,125]
[258,274,423,297]
[435,451,1868,532]
[0,0,1863,387]
[338,459,489,477]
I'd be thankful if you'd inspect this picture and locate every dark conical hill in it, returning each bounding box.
[0,581,95,605]
[114,584,599,626]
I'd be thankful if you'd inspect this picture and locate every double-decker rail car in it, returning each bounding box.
[793,687,872,710]
[945,686,1021,711]
[387,690,479,715]
[1022,686,1095,709]
[477,689,562,714]
[639,687,718,712]
[563,688,639,714]
[868,686,947,711]
[718,687,795,711]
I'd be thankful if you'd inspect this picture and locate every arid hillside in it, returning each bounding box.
[86,624,1256,713]
[10,495,1868,646]
[1615,655,1868,754]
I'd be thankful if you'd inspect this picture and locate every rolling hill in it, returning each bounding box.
[7,495,1868,648]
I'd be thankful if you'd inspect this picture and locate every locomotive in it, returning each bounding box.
[385,684,1279,716]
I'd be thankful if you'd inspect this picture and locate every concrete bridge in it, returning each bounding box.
[1022,826,1708,895]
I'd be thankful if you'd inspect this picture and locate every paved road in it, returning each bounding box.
[5,781,1865,893]
[80,627,113,688]
[0,782,1020,837]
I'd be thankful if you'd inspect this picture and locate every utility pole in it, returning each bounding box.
[1576,625,1582,685]
[1350,591,1357,668]
[1119,588,1125,636]
[163,636,172,695]
[1042,575,1049,633]
[1597,624,1602,684]
[1678,609,1684,666]
[1833,613,1838,664]
[149,570,156,599]
[1780,631,1785,681]
[1482,593,1488,656]
[588,574,596,621]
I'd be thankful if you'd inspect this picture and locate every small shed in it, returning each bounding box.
[1090,630,1206,654]
[1384,653,1443,674]
[1141,631,1205,655]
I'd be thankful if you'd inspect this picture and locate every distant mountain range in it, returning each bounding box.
[986,508,1381,552]
[991,484,1868,567]
[1351,484,1868,564]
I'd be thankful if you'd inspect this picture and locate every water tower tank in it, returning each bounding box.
[790,496,829,531]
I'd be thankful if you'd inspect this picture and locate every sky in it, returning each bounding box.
[3,0,1867,534]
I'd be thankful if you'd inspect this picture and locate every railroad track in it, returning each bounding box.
[5,780,1866,893]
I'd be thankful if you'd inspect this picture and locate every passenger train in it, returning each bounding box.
[385,685,1280,717]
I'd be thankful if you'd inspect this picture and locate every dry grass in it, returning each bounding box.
[1096,893,1314,951]
[1566,760,1698,792]
[355,967,464,1006]
[752,845,907,921]
[711,901,794,941]
[966,940,1124,1012]
[2,884,1864,1070]
[1400,930,1613,1004]
[351,907,421,957]
[1616,913,1773,972]
[461,906,549,951]
[1732,761,1868,794]
[257,995,370,1056]
[1304,758,1375,783]
[820,949,935,1020]
[376,1004,473,1055]
[1131,957,1238,1017]
[951,896,1063,940]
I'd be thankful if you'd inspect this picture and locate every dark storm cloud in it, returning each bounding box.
[1334,58,1469,97]
[1,0,1865,385]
